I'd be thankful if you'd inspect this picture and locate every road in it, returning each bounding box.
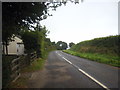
[27,51,119,89]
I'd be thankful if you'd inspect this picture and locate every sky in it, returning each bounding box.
[41,0,119,44]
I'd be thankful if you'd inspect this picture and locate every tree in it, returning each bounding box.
[62,42,68,50]
[2,1,80,54]
[21,25,47,58]
[69,42,75,48]
[56,41,68,50]
[2,2,47,54]
[21,31,37,53]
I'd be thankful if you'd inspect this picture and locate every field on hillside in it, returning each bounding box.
[71,35,120,56]
[65,35,120,67]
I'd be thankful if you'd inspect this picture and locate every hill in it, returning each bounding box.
[64,35,120,67]
[71,35,120,56]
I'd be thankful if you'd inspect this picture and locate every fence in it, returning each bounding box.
[3,52,37,87]
[10,57,21,82]
[11,52,37,81]
[10,52,37,82]
[29,52,37,63]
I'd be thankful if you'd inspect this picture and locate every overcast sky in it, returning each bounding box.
[41,0,119,44]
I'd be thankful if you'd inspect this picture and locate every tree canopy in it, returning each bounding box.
[2,1,80,41]
[56,41,68,50]
[20,25,48,57]
[69,42,75,48]
[2,2,47,41]
[2,1,80,54]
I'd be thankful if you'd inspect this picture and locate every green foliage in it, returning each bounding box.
[2,1,80,55]
[2,2,65,54]
[66,35,120,67]
[45,39,56,50]
[21,58,45,73]
[2,1,78,49]
[21,25,57,58]
[56,41,68,50]
[2,55,18,87]
[20,26,47,58]
[21,31,37,53]
[3,2,47,27]
[69,42,75,48]
[2,2,47,51]
[71,35,120,56]
[63,50,120,67]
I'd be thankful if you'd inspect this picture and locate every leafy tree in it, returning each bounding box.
[2,2,47,54]
[44,38,57,54]
[21,25,47,58]
[56,41,68,50]
[21,31,37,53]
[2,1,80,54]
[37,26,47,58]
[56,41,62,50]
[69,42,75,48]
[62,42,68,50]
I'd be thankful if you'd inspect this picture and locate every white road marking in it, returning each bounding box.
[78,68,110,90]
[57,52,110,90]
[57,52,61,56]
[72,64,80,69]
[58,54,62,56]
[62,57,72,64]
[56,51,62,57]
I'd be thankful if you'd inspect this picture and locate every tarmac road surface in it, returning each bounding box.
[28,51,119,89]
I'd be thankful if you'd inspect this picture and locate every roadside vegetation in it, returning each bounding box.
[7,76,28,88]
[65,35,120,67]
[7,58,46,88]
[21,58,45,73]
[2,1,84,88]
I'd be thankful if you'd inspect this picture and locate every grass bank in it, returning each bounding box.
[7,76,28,88]
[63,50,120,67]
[8,58,46,88]
[21,58,46,73]
[70,35,120,56]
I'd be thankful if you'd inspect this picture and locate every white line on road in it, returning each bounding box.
[56,51,62,57]
[57,52,110,90]
[58,54,62,56]
[72,64,80,69]
[56,51,58,54]
[62,57,72,64]
[78,68,110,90]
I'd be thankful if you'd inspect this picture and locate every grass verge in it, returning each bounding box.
[7,58,46,88]
[63,50,120,67]
[7,77,28,88]
[21,58,46,73]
